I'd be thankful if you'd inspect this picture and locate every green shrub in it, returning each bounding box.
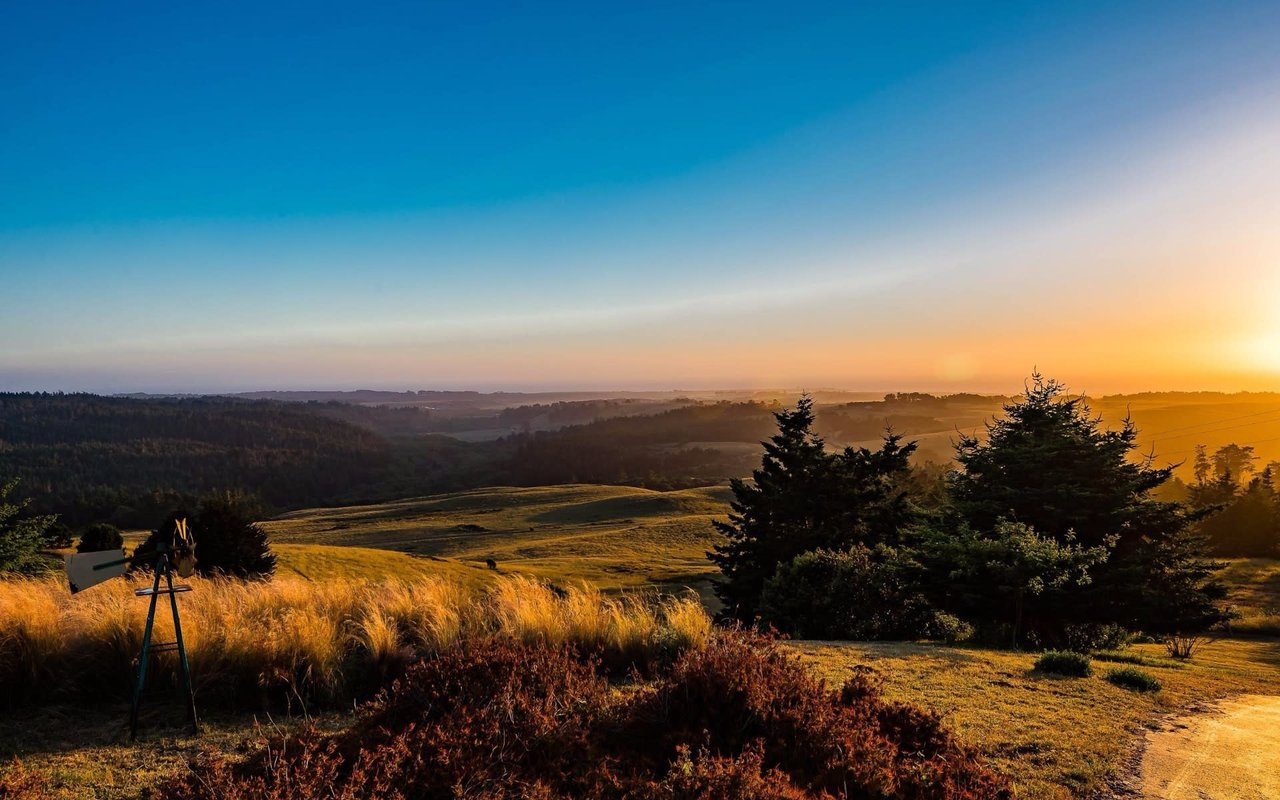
[76,523,124,554]
[1105,667,1161,692]
[1033,650,1092,677]
[759,545,945,641]
[1060,623,1130,653]
[929,612,975,644]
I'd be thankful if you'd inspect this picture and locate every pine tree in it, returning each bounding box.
[948,373,1229,639]
[1193,445,1211,486]
[191,492,276,579]
[709,396,916,621]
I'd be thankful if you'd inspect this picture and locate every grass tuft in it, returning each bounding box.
[1105,667,1162,692]
[1033,650,1092,677]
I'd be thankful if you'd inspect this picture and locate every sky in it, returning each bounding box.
[2,1,1280,393]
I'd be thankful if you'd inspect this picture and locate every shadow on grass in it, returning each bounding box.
[794,640,988,665]
[0,704,201,755]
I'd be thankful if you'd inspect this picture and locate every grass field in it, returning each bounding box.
[9,634,1278,799]
[795,637,1280,799]
[262,483,732,602]
[9,486,1280,799]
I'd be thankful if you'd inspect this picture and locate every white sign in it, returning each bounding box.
[66,549,128,594]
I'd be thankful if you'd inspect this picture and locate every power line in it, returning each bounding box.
[1139,407,1280,438]
[1150,434,1280,460]
[1140,413,1280,442]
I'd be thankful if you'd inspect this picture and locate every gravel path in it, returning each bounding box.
[1134,694,1280,799]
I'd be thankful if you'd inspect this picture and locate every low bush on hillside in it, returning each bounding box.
[0,574,710,710]
[1105,667,1162,693]
[1033,650,1092,677]
[1164,633,1207,660]
[158,633,1011,799]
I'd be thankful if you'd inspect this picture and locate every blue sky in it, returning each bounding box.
[3,1,1280,392]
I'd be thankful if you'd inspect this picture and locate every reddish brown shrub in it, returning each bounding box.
[0,760,56,800]
[159,634,1011,800]
[610,632,1010,799]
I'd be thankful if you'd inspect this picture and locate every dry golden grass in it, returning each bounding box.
[0,573,712,710]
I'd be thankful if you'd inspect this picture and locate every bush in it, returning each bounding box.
[42,521,74,549]
[929,612,975,644]
[158,633,1011,800]
[1165,634,1207,660]
[0,759,56,799]
[759,546,946,640]
[1105,667,1161,692]
[0,479,55,575]
[137,494,275,578]
[1060,623,1131,654]
[1033,650,1092,677]
[76,523,124,554]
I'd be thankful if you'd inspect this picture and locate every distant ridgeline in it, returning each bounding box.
[7,389,1278,530]
[0,394,780,526]
[0,393,402,526]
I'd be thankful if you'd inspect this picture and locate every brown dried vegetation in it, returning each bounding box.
[159,632,1010,800]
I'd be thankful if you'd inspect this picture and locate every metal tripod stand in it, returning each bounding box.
[129,547,198,740]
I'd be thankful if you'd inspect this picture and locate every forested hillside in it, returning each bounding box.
[0,394,401,526]
[0,394,761,526]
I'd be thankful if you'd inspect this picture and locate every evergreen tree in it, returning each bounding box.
[0,479,55,575]
[948,373,1229,639]
[1192,445,1211,486]
[191,492,276,579]
[709,396,917,621]
[1212,443,1257,482]
[136,493,276,578]
[1195,478,1280,557]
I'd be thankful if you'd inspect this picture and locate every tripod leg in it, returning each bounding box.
[131,566,163,741]
[166,568,199,734]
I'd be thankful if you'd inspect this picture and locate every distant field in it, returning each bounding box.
[833,393,1280,479]
[261,483,732,602]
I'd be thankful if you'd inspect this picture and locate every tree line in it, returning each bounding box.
[1184,443,1280,557]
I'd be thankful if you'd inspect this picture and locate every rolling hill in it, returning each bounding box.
[261,483,732,601]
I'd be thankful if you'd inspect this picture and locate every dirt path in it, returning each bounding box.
[1132,694,1280,799]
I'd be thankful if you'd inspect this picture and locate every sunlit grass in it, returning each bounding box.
[259,484,729,595]
[792,636,1280,800]
[0,573,712,709]
[1219,558,1280,636]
